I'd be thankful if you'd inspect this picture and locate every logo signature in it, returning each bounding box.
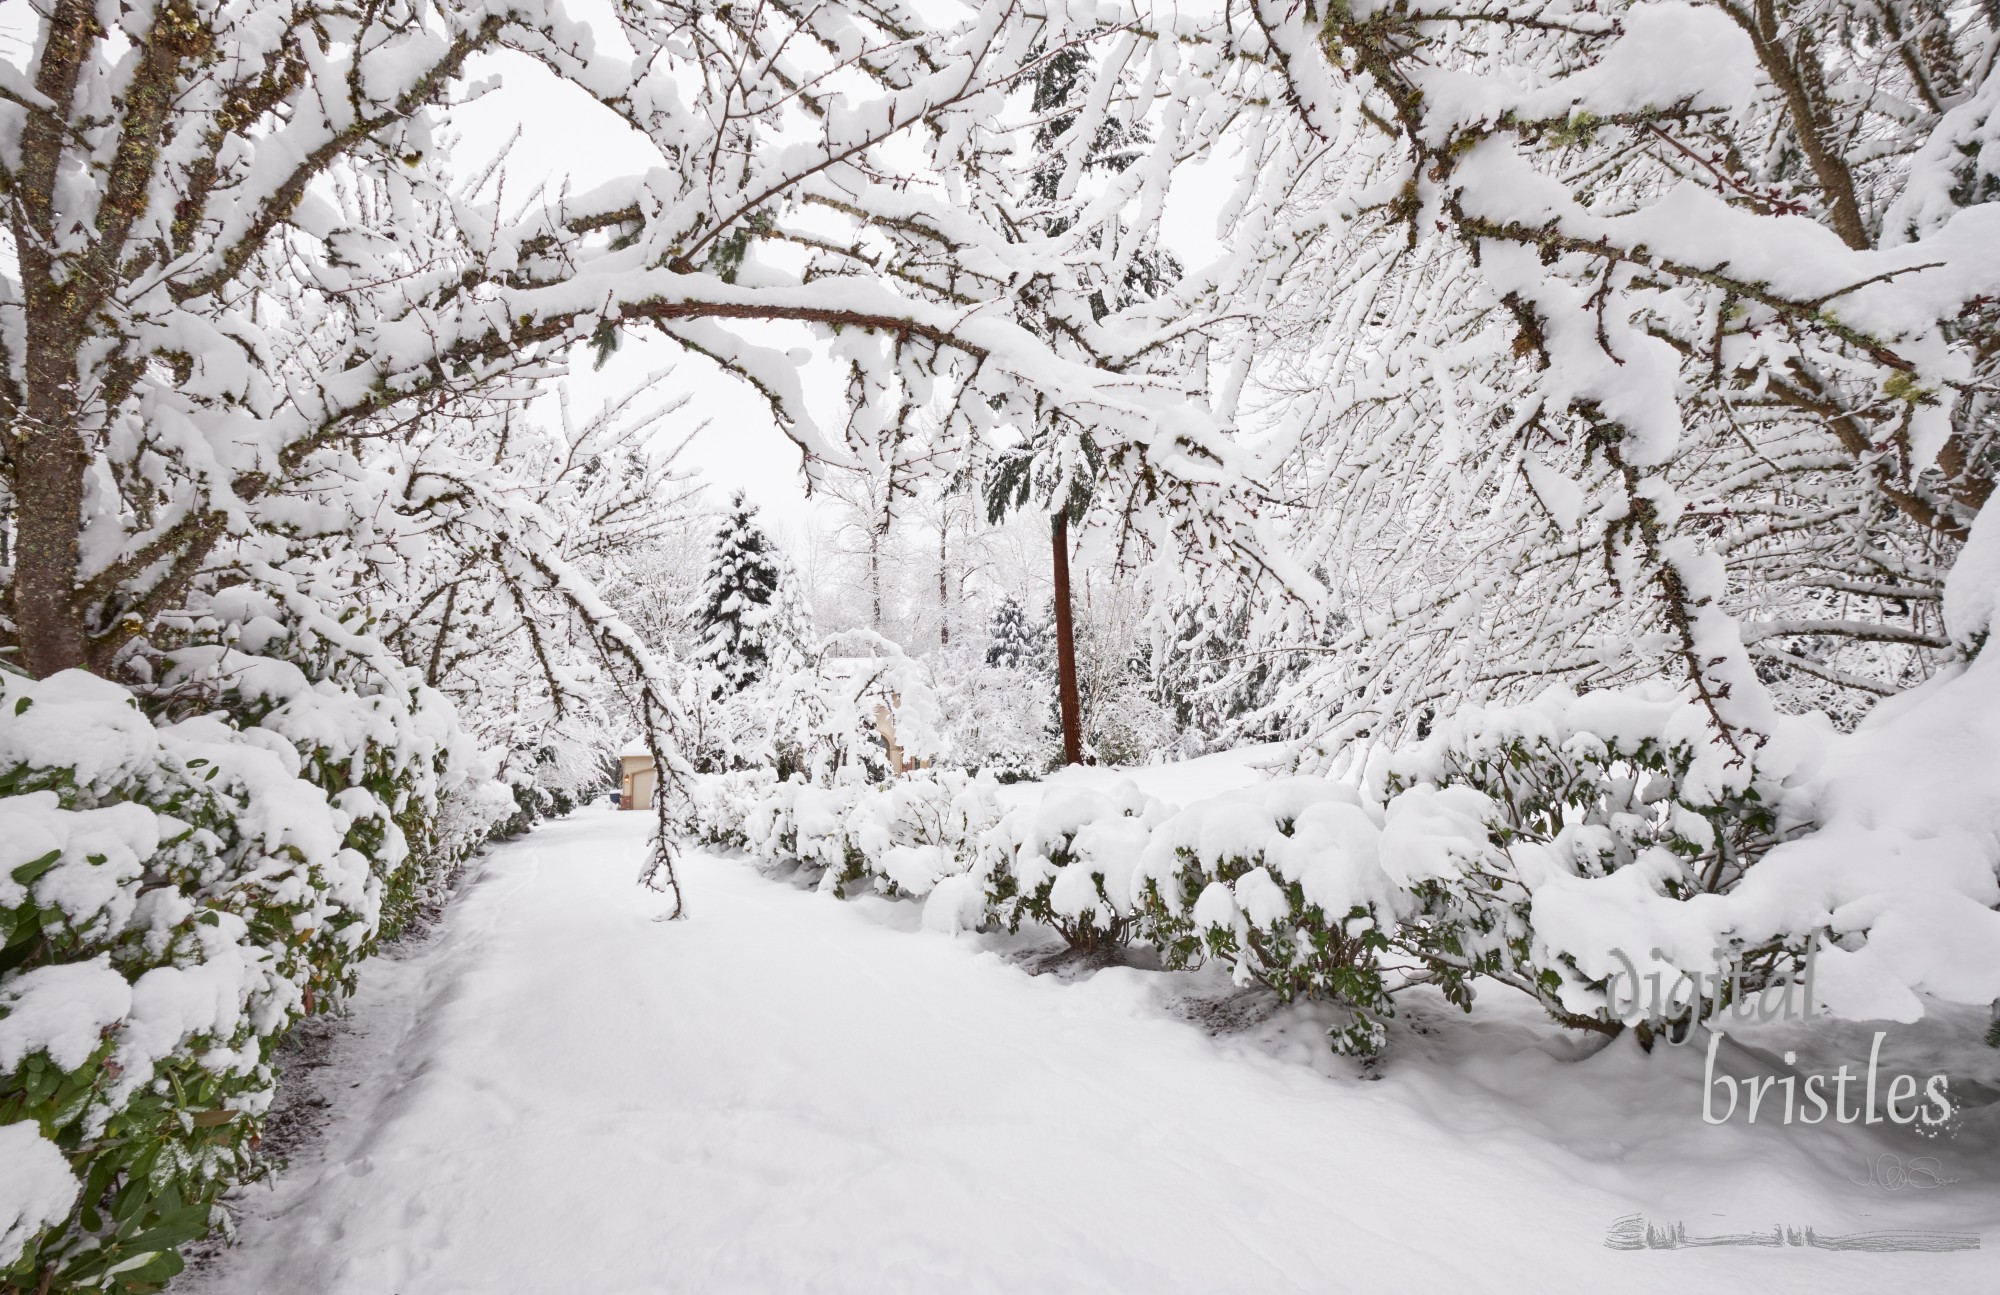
[1607,1213,1978,1252]
[1849,1153,1956,1191]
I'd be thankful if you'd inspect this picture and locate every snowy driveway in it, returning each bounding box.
[181,808,1999,1294]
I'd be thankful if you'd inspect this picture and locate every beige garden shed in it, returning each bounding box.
[618,738,656,810]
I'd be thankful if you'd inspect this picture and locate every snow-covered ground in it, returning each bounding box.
[180,783,2000,1294]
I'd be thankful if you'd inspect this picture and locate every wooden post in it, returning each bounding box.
[1051,513,1083,765]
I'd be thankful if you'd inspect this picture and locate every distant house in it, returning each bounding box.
[618,738,656,811]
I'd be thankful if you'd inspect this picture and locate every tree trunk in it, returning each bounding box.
[1051,512,1083,765]
[10,2,95,679]
[13,325,89,677]
[868,529,884,631]
[12,430,88,678]
[937,522,950,647]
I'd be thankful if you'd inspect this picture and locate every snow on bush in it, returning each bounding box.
[1374,686,1827,1045]
[979,784,1172,950]
[152,586,507,939]
[845,774,1002,900]
[672,770,778,851]
[1131,779,1407,1055]
[699,768,1468,1052]
[1711,653,2000,1025]
[695,668,2000,1063]
[722,771,1001,905]
[1379,669,2000,1044]
[0,1122,78,1271]
[740,781,860,878]
[0,667,504,1291]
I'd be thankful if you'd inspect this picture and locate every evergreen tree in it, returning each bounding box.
[696,494,785,694]
[986,596,1045,670]
[1146,603,1238,751]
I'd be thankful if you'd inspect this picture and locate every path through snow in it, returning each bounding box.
[179,804,2000,1293]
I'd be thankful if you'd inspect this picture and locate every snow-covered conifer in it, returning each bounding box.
[985,598,1044,671]
[696,496,787,694]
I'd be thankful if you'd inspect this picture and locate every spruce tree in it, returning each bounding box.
[696,493,784,693]
[986,596,1044,670]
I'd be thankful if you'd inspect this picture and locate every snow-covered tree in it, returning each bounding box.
[931,645,1058,779]
[355,380,700,825]
[1,4,1296,1285]
[986,597,1045,670]
[611,515,712,660]
[1176,0,2000,754]
[1068,579,1178,765]
[0,0,1289,913]
[695,495,788,695]
[1124,0,2000,1052]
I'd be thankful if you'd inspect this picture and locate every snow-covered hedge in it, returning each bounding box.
[1132,780,1422,1055]
[694,770,1514,1053]
[672,769,777,851]
[1374,686,1823,1043]
[980,785,1169,950]
[0,668,504,1291]
[734,771,1002,904]
[690,673,2000,1062]
[153,587,506,938]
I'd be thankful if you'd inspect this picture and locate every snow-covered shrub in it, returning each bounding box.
[741,781,865,881]
[1,601,509,1290]
[442,772,526,859]
[979,784,1172,950]
[842,772,1002,900]
[1378,686,1824,1042]
[1130,779,1427,1056]
[673,770,780,850]
[733,772,1000,902]
[152,587,505,941]
[928,648,1055,782]
[0,672,367,1289]
[491,736,610,840]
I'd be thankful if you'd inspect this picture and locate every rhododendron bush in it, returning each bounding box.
[685,671,2000,1063]
[0,667,499,1289]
